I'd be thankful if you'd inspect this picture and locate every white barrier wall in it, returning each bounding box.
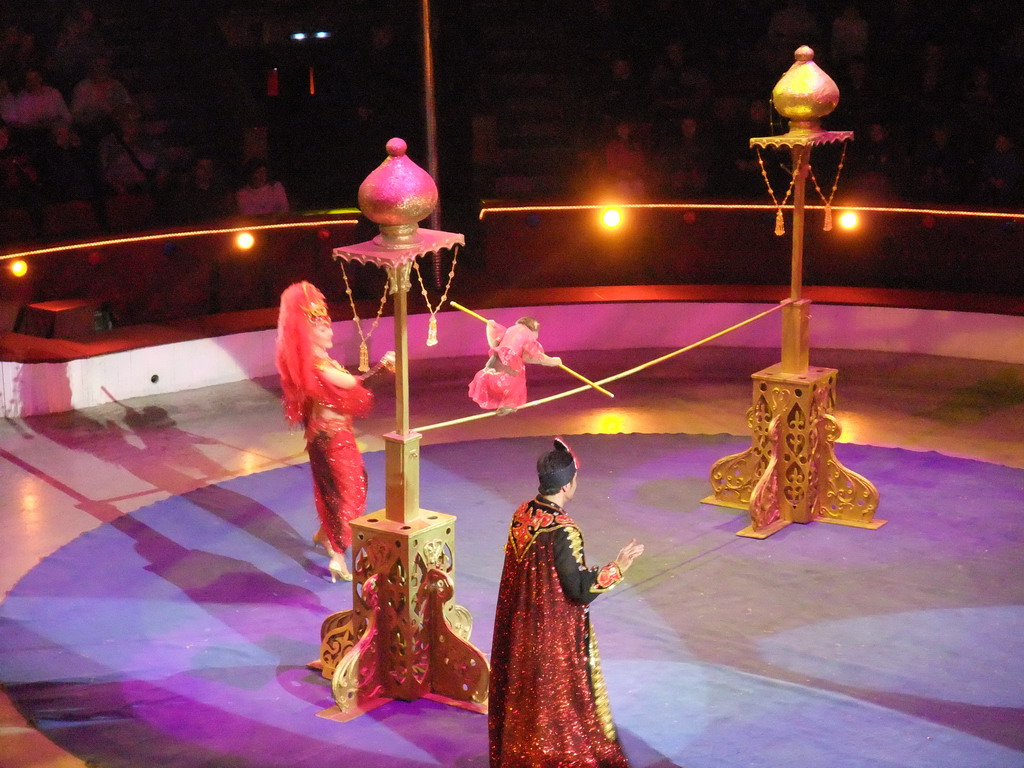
[3,302,1022,417]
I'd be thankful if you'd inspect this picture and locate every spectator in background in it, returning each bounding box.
[648,41,712,145]
[0,76,19,125]
[71,55,132,146]
[50,3,106,93]
[98,104,168,196]
[602,120,649,199]
[909,121,965,203]
[848,120,905,202]
[660,115,713,198]
[37,121,96,204]
[978,132,1022,207]
[767,0,822,67]
[577,0,625,70]
[959,65,1000,139]
[648,41,690,125]
[0,24,42,75]
[717,98,777,198]
[168,155,233,224]
[0,24,24,72]
[0,121,43,224]
[832,57,880,135]
[829,4,869,69]
[7,69,71,133]
[236,157,289,216]
[599,57,646,125]
[900,41,954,128]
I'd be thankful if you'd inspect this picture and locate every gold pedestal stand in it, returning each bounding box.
[704,46,883,538]
[315,430,488,721]
[707,359,883,539]
[313,139,488,721]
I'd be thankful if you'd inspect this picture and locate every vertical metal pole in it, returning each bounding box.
[781,145,811,375]
[393,265,410,436]
[790,145,809,302]
[384,262,419,524]
[421,0,440,232]
[421,0,445,289]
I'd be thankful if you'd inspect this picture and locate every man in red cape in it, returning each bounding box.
[489,438,645,767]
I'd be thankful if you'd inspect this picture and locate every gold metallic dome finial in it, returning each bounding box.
[771,46,841,135]
[358,137,439,249]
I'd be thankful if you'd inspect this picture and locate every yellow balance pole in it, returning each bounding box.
[450,301,614,398]
[450,301,486,323]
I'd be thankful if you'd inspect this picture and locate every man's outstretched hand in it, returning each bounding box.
[614,538,645,573]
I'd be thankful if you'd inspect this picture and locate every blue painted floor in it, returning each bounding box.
[2,433,1023,767]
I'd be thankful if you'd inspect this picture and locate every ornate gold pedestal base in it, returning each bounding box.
[313,509,489,720]
[705,363,883,538]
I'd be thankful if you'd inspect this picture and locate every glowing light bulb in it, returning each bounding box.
[236,232,255,249]
[601,208,622,228]
[10,259,28,277]
[839,211,859,230]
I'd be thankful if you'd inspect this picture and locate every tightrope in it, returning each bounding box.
[412,300,791,433]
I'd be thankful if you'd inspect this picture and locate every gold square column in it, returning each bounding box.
[781,299,810,374]
[384,431,421,523]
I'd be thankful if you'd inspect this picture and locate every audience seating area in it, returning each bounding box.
[1,0,1021,367]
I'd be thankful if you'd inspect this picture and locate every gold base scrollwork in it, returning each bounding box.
[416,567,488,707]
[705,364,883,538]
[705,393,773,509]
[315,510,489,721]
[809,385,885,530]
[739,414,790,538]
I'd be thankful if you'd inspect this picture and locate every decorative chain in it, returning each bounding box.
[411,244,460,347]
[338,262,390,372]
[807,141,849,231]
[755,146,804,236]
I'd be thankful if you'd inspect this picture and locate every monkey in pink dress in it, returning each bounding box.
[469,317,561,413]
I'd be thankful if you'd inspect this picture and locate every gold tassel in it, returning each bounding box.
[426,315,438,346]
[823,203,833,231]
[775,209,785,236]
[358,342,369,372]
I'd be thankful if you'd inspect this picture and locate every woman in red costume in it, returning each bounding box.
[468,317,562,414]
[276,281,390,582]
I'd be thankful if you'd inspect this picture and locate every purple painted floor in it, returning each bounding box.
[2,433,1023,767]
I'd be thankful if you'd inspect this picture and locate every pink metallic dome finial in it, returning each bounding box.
[358,137,438,249]
[386,137,407,156]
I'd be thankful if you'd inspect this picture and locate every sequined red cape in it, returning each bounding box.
[489,497,630,768]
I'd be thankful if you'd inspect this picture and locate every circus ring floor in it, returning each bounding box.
[2,336,1024,767]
